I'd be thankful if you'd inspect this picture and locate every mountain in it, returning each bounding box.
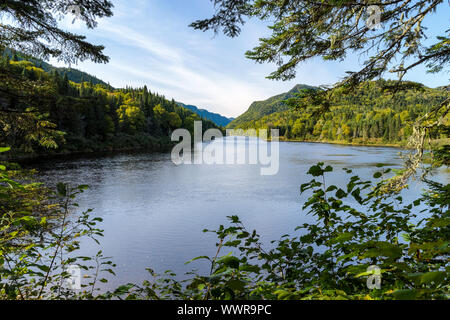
[226,80,449,146]
[228,84,318,128]
[3,49,110,87]
[43,64,110,87]
[32,59,109,87]
[177,102,234,127]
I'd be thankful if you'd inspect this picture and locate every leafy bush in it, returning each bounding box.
[0,147,114,300]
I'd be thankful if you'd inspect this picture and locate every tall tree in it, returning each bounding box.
[0,0,114,153]
[0,0,114,64]
[191,0,449,86]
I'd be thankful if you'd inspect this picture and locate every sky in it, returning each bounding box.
[52,0,450,118]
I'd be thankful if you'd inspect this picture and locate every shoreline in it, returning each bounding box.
[4,136,446,164]
[14,147,172,167]
[273,137,448,150]
[1,139,175,165]
[274,138,404,149]
[262,135,406,148]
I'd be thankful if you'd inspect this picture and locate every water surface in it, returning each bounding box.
[31,138,449,289]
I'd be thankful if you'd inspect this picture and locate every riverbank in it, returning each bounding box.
[276,137,404,148]
[271,137,449,149]
[1,133,175,163]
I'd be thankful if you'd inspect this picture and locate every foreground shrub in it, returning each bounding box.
[0,148,114,300]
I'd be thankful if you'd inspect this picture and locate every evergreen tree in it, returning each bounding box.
[0,0,113,64]
[192,1,449,85]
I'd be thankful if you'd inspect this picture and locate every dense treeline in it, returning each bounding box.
[0,53,218,157]
[2,48,109,87]
[231,81,449,146]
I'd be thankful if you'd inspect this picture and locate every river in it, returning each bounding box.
[30,138,449,290]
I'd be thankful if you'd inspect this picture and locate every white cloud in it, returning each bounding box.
[77,20,281,117]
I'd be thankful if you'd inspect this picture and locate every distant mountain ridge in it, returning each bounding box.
[228,84,318,128]
[177,102,234,127]
[35,60,109,87]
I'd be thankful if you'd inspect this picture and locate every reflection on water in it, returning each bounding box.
[30,138,449,289]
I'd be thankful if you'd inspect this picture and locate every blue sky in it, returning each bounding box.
[53,0,450,118]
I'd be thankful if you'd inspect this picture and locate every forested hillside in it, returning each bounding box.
[228,84,318,128]
[0,53,218,158]
[3,49,109,87]
[229,81,449,146]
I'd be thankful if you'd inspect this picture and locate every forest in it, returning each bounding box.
[0,52,218,159]
[229,81,449,146]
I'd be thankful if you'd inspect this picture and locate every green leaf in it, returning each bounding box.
[35,265,50,272]
[430,217,450,228]
[330,232,354,244]
[197,283,206,291]
[224,240,241,247]
[417,271,446,285]
[392,289,419,300]
[185,256,211,265]
[274,289,292,300]
[239,264,260,273]
[335,189,347,199]
[326,185,338,192]
[361,242,403,259]
[57,183,67,196]
[308,165,324,177]
[114,284,134,295]
[337,251,357,262]
[227,279,246,291]
[218,256,240,269]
